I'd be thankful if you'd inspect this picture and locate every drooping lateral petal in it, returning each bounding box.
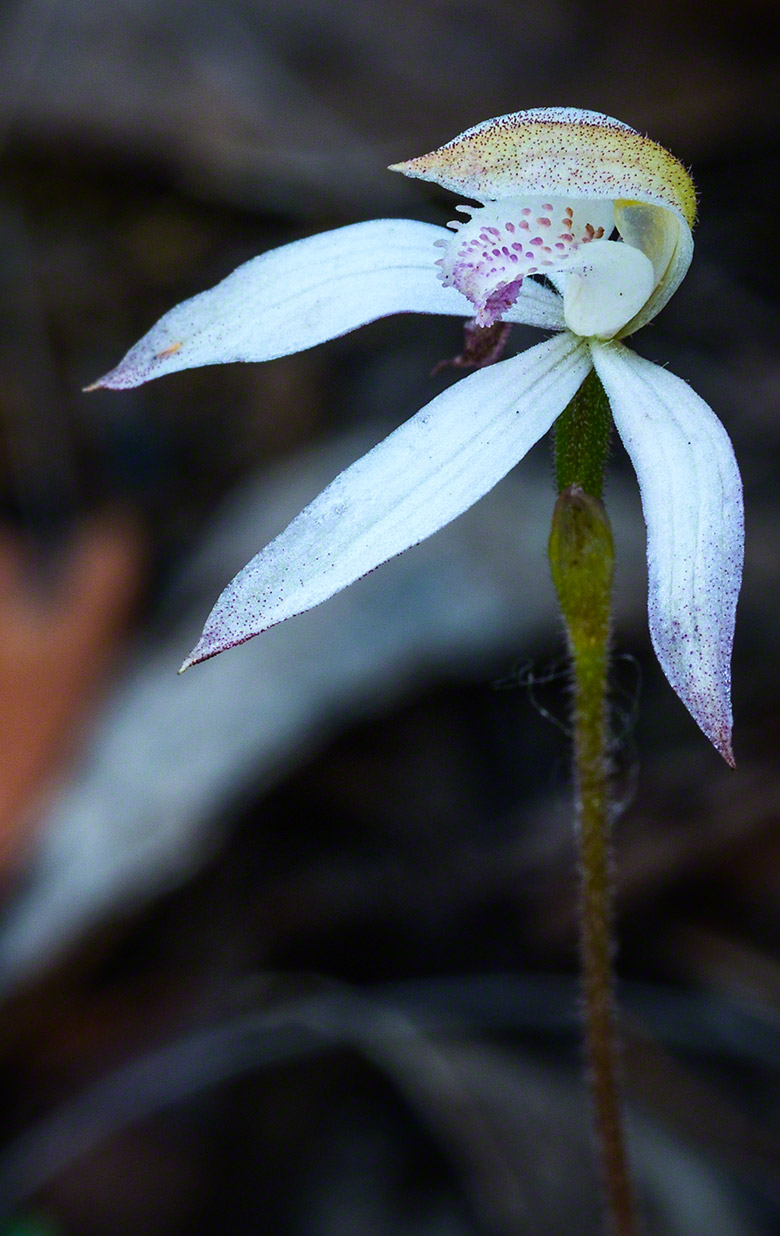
[591,341,743,764]
[88,220,564,389]
[182,332,591,668]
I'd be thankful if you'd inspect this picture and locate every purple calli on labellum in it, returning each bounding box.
[89,107,743,764]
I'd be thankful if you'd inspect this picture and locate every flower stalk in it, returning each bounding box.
[549,374,638,1236]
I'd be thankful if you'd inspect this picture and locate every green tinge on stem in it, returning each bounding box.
[549,371,639,1236]
[549,484,613,650]
[554,366,612,500]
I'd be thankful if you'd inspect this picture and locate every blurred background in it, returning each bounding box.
[0,0,777,1232]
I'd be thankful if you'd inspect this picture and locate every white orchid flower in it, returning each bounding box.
[90,107,743,764]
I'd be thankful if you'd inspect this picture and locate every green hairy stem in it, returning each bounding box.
[549,371,639,1236]
[554,367,613,500]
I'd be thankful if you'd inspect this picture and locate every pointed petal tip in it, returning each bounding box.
[83,364,140,392]
[713,727,736,769]
[668,673,737,770]
[179,621,259,673]
[388,154,446,184]
[178,641,212,674]
[675,677,735,767]
[677,686,736,767]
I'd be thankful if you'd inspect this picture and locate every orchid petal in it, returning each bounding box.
[591,341,743,763]
[390,108,697,228]
[88,220,564,390]
[503,279,565,329]
[182,332,591,668]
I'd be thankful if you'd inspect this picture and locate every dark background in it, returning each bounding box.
[0,1,777,1233]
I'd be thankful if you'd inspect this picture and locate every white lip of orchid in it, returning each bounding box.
[434,194,655,339]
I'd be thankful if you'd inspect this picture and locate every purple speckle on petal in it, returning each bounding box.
[478,277,524,326]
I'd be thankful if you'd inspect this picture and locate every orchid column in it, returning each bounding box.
[90,107,743,1236]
